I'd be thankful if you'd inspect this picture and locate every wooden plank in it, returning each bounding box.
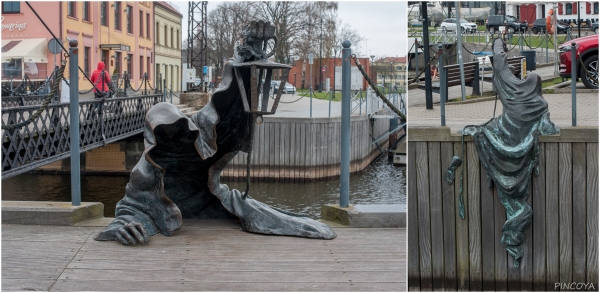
[415,141,432,291]
[532,142,547,291]
[587,143,599,290]
[466,142,482,291]
[494,186,507,291]
[428,142,445,291]
[559,143,573,288]
[441,142,457,291]
[480,163,496,291]
[572,143,587,285]
[520,183,533,291]
[545,142,559,291]
[274,122,281,182]
[507,252,520,291]
[454,141,470,291]
[408,141,421,291]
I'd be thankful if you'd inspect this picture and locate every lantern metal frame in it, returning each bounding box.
[233,60,292,115]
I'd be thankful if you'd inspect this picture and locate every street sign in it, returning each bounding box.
[48,38,62,55]
[322,67,325,72]
[308,53,314,65]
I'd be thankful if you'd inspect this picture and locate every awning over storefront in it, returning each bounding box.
[1,38,48,63]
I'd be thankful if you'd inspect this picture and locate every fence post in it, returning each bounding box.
[123,71,128,97]
[438,44,446,127]
[144,73,147,95]
[328,88,332,117]
[545,32,549,63]
[571,42,577,126]
[163,79,167,102]
[68,39,81,206]
[340,40,351,208]
[170,83,173,104]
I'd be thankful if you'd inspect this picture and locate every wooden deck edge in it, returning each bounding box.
[408,126,599,143]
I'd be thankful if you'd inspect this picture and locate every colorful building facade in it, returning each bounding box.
[154,1,182,92]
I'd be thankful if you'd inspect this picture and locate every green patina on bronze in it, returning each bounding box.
[458,38,560,269]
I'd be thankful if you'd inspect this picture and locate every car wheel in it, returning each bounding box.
[595,27,599,34]
[489,26,495,34]
[580,54,599,89]
[532,27,539,34]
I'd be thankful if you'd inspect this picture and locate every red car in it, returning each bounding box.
[559,35,598,89]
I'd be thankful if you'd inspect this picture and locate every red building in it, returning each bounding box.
[287,57,373,91]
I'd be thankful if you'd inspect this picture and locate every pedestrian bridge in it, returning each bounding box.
[1,93,164,179]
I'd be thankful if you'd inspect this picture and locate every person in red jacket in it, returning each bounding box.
[90,61,111,98]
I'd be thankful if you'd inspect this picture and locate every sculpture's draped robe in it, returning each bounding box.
[465,38,559,269]
[94,59,336,241]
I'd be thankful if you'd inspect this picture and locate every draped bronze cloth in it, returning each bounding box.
[95,57,336,243]
[463,38,559,268]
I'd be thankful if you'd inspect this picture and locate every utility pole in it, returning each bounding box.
[456,1,466,101]
[422,1,433,110]
[187,1,207,92]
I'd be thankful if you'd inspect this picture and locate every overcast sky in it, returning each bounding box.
[173,1,407,59]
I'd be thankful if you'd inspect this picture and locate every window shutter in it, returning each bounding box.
[586,2,591,14]
[573,2,577,14]
[558,3,563,15]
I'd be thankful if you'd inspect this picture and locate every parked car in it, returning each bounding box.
[592,23,599,34]
[486,15,527,34]
[440,18,477,33]
[271,81,296,94]
[530,18,571,34]
[558,35,598,89]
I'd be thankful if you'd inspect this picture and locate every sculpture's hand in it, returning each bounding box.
[116,221,149,245]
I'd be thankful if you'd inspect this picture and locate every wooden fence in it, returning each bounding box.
[408,126,598,291]
[222,114,392,182]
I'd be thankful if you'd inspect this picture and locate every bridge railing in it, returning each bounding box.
[1,93,164,179]
[1,95,58,108]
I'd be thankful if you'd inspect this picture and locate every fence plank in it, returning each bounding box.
[408,142,421,291]
[416,141,432,291]
[559,143,573,288]
[545,143,560,291]
[441,142,457,291]
[494,186,507,291]
[480,164,495,291]
[586,143,599,290]
[466,142,482,291]
[533,142,547,291]
[454,141,470,291]
[521,183,533,291]
[428,142,444,291]
[572,143,587,285]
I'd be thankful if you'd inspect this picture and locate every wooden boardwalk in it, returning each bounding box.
[2,219,405,291]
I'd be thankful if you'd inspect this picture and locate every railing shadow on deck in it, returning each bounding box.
[1,94,164,179]
[407,126,599,291]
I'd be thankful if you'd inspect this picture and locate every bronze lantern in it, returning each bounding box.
[233,60,291,116]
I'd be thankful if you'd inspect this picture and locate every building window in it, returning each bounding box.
[595,3,599,14]
[139,56,144,79]
[171,28,174,48]
[100,2,108,26]
[115,52,122,75]
[176,30,180,49]
[156,22,159,43]
[126,5,133,33]
[139,11,144,37]
[164,25,167,46]
[147,56,151,80]
[67,2,76,18]
[2,2,20,13]
[156,64,160,84]
[84,47,91,76]
[101,50,109,69]
[566,3,572,14]
[146,13,150,38]
[82,2,90,21]
[114,2,121,31]
[127,54,133,76]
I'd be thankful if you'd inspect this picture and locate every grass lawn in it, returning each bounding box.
[296,89,342,101]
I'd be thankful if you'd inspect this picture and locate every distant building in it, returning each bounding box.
[287,57,374,91]
[374,57,407,92]
[507,2,599,25]
[154,1,182,91]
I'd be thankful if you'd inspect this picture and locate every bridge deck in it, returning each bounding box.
[2,219,406,291]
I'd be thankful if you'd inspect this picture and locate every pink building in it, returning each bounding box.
[1,2,60,81]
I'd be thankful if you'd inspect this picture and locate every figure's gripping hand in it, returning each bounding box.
[116,221,149,245]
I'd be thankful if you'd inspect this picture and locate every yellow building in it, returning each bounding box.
[374,56,407,92]
[154,1,183,91]
[62,1,154,91]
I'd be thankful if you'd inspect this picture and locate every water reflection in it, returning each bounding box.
[2,158,405,219]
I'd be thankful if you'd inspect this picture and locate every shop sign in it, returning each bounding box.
[1,16,27,32]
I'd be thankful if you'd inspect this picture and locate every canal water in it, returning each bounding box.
[2,158,405,219]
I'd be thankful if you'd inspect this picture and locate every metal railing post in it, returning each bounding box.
[170,83,173,104]
[123,71,128,97]
[546,33,549,63]
[328,88,332,117]
[68,40,81,206]
[571,42,577,126]
[340,40,351,208]
[163,79,167,102]
[439,44,446,126]
[144,73,147,95]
